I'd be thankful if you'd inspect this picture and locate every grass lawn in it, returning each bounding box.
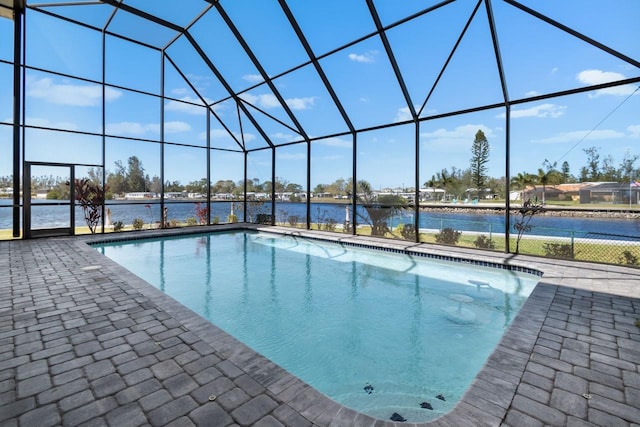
[300,223,640,267]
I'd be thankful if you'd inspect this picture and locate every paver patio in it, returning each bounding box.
[1,225,639,426]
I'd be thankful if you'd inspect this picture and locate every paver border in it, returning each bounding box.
[74,224,638,426]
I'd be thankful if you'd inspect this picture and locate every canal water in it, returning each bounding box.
[1,199,639,240]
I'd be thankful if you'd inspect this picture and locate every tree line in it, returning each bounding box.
[2,131,637,202]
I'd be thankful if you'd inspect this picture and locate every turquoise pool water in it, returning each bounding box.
[95,231,539,422]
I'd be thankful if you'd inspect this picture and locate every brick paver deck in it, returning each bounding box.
[1,225,638,426]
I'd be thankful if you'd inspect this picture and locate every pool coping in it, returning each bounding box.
[77,224,640,426]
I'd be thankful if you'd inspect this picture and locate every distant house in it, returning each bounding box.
[512,183,592,203]
[551,183,593,202]
[213,193,233,200]
[528,185,564,201]
[419,187,445,201]
[164,192,185,199]
[314,192,333,198]
[579,182,639,205]
[124,192,157,199]
[35,190,49,199]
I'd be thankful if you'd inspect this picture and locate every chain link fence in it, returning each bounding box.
[511,228,640,267]
[262,203,640,268]
[414,212,640,268]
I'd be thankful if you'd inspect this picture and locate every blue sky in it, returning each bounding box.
[1,0,639,190]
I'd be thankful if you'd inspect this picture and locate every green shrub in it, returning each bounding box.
[618,250,639,266]
[132,218,144,231]
[112,221,124,232]
[473,234,496,249]
[212,216,219,224]
[543,242,574,259]
[400,223,416,240]
[435,227,461,245]
[169,219,180,227]
[186,217,197,226]
[322,218,337,232]
[256,214,272,224]
[227,214,238,223]
[287,215,299,226]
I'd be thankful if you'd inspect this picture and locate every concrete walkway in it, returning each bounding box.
[1,226,638,426]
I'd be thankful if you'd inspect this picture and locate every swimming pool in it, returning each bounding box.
[95,230,540,422]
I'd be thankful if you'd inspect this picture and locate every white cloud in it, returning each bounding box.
[240,93,315,110]
[525,90,539,97]
[243,74,264,83]
[105,121,190,136]
[164,121,192,134]
[394,107,413,122]
[144,124,161,134]
[26,77,121,106]
[421,124,494,140]
[210,103,224,114]
[171,88,189,96]
[286,97,315,110]
[394,105,425,122]
[26,117,79,131]
[258,93,281,108]
[348,50,378,63]
[106,122,150,136]
[238,131,256,143]
[239,93,258,105]
[271,132,295,140]
[626,125,640,138]
[165,96,207,115]
[204,128,256,144]
[208,129,233,140]
[577,69,638,97]
[532,129,625,144]
[185,73,214,93]
[420,124,494,151]
[497,103,566,119]
[578,69,624,85]
[239,93,274,108]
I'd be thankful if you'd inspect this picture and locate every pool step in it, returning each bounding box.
[331,385,454,423]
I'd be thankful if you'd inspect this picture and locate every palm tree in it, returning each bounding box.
[537,160,564,205]
[537,168,549,205]
[423,175,437,189]
[355,180,405,236]
[423,175,438,202]
[511,172,534,203]
[436,169,454,200]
